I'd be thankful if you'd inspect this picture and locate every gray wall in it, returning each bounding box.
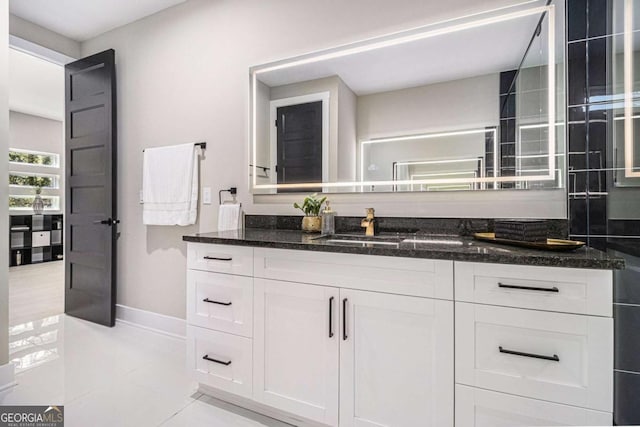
[357,73,500,141]
[1,0,9,366]
[338,79,357,182]
[9,48,64,121]
[80,0,566,319]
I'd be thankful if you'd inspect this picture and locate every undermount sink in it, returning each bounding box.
[324,239,401,247]
[312,233,466,247]
[330,233,403,242]
[401,236,465,246]
[313,234,403,247]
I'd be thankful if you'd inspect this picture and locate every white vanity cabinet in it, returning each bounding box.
[454,262,614,426]
[186,243,614,427]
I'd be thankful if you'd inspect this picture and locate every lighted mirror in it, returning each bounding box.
[612,0,640,187]
[250,1,565,194]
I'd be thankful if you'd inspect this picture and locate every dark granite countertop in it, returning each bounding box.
[183,228,625,270]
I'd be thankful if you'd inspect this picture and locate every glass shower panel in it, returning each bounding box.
[513,7,566,189]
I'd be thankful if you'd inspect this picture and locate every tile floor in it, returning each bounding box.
[1,315,289,426]
[8,261,64,326]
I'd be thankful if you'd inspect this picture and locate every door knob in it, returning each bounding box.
[93,218,119,226]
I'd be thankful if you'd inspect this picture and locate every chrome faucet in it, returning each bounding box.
[361,208,376,236]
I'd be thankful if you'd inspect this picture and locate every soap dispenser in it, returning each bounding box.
[321,200,336,235]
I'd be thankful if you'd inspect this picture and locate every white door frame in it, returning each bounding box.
[269,92,330,185]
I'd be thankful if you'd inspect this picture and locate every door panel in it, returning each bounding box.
[253,278,339,426]
[276,101,322,191]
[71,146,106,175]
[65,49,118,327]
[339,289,454,427]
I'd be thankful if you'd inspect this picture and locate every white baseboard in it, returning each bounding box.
[115,304,186,339]
[198,384,323,427]
[0,362,16,392]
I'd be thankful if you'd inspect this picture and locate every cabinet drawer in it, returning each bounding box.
[455,262,612,316]
[254,248,453,299]
[187,270,253,337]
[187,325,252,398]
[455,385,612,427]
[187,243,253,276]
[32,231,51,248]
[455,302,612,412]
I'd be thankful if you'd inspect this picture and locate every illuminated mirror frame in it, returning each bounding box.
[250,4,557,191]
[624,0,639,178]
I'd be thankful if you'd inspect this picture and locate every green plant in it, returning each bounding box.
[9,174,53,188]
[9,151,54,166]
[293,193,326,217]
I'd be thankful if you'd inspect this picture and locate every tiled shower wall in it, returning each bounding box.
[566,0,640,424]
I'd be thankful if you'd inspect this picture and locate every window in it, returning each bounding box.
[9,149,60,168]
[8,148,62,212]
[9,195,60,211]
[9,172,59,189]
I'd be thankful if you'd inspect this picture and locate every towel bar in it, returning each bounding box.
[142,142,206,152]
[219,187,238,205]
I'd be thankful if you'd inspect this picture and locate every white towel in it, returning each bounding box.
[143,143,199,226]
[218,204,241,231]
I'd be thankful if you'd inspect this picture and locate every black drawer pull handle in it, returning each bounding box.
[203,354,232,365]
[499,346,559,362]
[498,282,559,293]
[329,297,334,338]
[204,256,233,261]
[342,298,348,341]
[203,298,232,306]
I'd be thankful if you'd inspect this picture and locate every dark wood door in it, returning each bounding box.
[276,101,323,192]
[64,49,118,327]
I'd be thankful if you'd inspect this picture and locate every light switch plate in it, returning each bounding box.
[139,190,144,204]
[203,187,212,205]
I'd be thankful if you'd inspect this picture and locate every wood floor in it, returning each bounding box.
[9,261,64,326]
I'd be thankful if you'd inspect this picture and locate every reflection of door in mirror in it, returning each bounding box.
[276,101,323,193]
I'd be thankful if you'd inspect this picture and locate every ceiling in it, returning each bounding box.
[9,0,188,42]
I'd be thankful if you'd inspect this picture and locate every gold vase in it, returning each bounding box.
[301,216,322,233]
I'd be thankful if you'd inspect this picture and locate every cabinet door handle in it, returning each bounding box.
[498,282,559,293]
[203,298,232,306]
[329,297,334,338]
[499,346,559,362]
[202,354,232,365]
[203,256,233,261]
[342,298,348,341]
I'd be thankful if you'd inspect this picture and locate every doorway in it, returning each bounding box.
[7,47,66,328]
